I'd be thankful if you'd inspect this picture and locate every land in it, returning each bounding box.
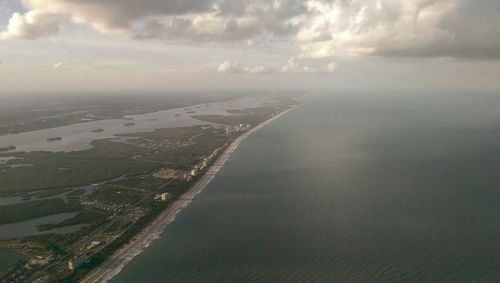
[0,199,79,225]
[81,103,298,283]
[192,105,285,126]
[0,94,299,282]
[0,146,16,152]
[0,126,223,194]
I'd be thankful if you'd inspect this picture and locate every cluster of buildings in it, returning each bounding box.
[81,200,144,221]
[129,137,194,159]
[175,140,194,147]
[183,147,222,181]
[29,255,52,267]
[78,112,96,122]
[81,200,126,213]
[134,138,171,150]
[224,124,251,135]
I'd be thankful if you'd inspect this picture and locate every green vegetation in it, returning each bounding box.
[0,199,79,225]
[37,209,108,231]
[160,179,192,198]
[192,105,287,126]
[120,126,206,143]
[90,185,149,206]
[192,114,263,126]
[102,219,131,235]
[0,139,156,193]
[67,189,85,197]
[64,204,168,282]
[0,96,297,282]
[153,133,226,170]
[31,188,73,199]
[0,126,224,193]
[111,177,166,192]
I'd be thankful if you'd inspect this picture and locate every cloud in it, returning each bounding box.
[297,0,500,60]
[3,0,500,59]
[22,0,213,33]
[327,62,337,73]
[281,57,320,73]
[217,61,272,74]
[52,62,64,68]
[280,57,337,73]
[0,10,63,40]
[376,0,500,59]
[295,0,457,58]
[21,0,306,39]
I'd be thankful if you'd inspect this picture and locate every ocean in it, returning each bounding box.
[111,92,500,282]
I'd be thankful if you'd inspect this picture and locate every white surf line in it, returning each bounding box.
[82,106,296,283]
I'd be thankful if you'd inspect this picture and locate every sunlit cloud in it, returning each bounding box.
[0,0,500,93]
[0,10,63,40]
[52,61,64,68]
[2,0,499,60]
[217,61,272,74]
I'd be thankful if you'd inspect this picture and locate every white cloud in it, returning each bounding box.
[3,0,500,59]
[52,62,64,68]
[296,0,457,58]
[0,10,63,40]
[281,57,320,73]
[281,57,337,73]
[217,61,272,74]
[21,0,305,39]
[21,0,212,34]
[327,62,337,73]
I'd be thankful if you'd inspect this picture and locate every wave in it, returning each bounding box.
[82,106,297,283]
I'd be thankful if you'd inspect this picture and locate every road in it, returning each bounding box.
[82,106,296,283]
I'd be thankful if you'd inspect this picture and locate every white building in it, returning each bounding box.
[190,168,198,176]
[68,256,86,271]
[160,192,170,201]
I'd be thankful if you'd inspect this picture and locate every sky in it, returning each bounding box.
[0,0,499,94]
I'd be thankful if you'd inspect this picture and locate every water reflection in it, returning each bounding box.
[0,213,78,240]
[0,97,270,153]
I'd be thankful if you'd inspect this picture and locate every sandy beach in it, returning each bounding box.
[81,106,296,283]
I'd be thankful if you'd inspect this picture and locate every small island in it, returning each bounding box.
[47,137,63,142]
[0,145,16,152]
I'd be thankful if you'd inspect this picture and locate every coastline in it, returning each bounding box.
[81,105,297,283]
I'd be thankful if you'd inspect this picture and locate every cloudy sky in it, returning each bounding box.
[0,0,499,94]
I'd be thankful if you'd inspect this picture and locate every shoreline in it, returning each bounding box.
[81,106,297,283]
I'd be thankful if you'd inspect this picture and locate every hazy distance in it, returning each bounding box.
[0,0,500,94]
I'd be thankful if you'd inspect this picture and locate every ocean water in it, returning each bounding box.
[112,93,500,282]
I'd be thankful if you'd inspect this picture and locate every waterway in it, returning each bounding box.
[0,96,271,153]
[0,213,79,240]
[0,250,24,273]
[111,92,500,282]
